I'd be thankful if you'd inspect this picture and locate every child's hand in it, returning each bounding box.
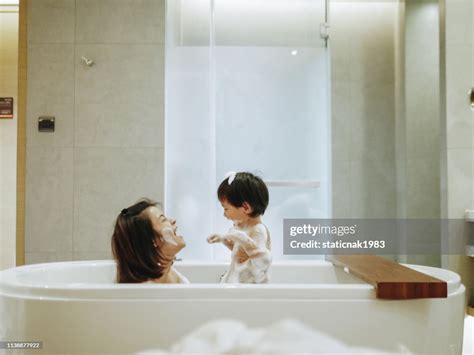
[207,234,224,244]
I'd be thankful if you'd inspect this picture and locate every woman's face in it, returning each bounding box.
[147,206,185,256]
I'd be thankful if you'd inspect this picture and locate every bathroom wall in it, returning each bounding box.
[331,1,397,219]
[25,0,165,263]
[403,0,440,220]
[442,0,474,306]
[21,0,474,303]
[400,0,441,266]
[331,0,442,266]
[0,4,18,270]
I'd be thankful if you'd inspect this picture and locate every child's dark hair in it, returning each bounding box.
[217,172,269,217]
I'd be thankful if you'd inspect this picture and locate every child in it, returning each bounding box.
[207,171,272,283]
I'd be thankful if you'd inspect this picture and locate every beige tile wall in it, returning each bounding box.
[403,0,441,266]
[331,1,397,219]
[73,147,163,253]
[331,1,443,268]
[75,0,165,44]
[74,44,164,147]
[0,9,19,270]
[25,0,165,263]
[443,0,473,305]
[25,147,73,253]
[27,44,75,147]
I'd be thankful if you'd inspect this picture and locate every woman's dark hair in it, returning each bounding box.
[217,172,269,217]
[111,198,166,283]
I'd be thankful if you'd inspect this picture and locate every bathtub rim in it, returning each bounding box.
[0,260,463,301]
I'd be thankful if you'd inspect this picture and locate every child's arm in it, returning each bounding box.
[207,234,234,251]
[222,239,234,251]
[208,225,269,256]
[224,230,258,255]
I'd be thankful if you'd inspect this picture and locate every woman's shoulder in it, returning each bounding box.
[143,268,190,284]
[172,266,190,284]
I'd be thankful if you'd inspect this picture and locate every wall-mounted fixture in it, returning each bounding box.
[469,87,474,111]
[38,116,55,132]
[319,23,329,40]
[466,210,474,257]
[0,97,13,119]
[80,56,94,67]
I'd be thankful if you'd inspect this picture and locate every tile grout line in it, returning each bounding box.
[71,0,76,262]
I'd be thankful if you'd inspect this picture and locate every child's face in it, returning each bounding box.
[220,199,249,223]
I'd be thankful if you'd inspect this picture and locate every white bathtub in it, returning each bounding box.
[0,260,465,354]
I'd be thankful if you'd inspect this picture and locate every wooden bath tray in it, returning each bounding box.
[468,306,474,316]
[328,255,447,299]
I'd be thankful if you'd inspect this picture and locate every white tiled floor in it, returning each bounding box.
[463,315,473,354]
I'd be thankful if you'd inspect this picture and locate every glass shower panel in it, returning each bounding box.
[213,0,330,259]
[165,0,213,260]
[166,0,330,260]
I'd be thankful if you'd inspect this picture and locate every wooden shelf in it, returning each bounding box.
[468,306,474,316]
[327,255,447,299]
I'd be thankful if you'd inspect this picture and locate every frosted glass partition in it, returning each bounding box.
[166,0,330,260]
[165,0,213,260]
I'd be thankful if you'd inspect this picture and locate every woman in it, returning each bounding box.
[111,198,188,283]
